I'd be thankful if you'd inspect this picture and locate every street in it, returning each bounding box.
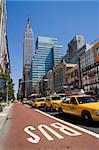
[44,109,99,134]
[0,103,99,150]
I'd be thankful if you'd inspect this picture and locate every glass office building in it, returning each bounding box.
[32,36,63,87]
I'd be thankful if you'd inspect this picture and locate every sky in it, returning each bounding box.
[6,0,99,95]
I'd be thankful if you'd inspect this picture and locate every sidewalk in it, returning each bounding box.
[0,103,13,131]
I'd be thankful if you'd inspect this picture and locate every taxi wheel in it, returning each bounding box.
[59,107,63,114]
[44,105,47,111]
[35,104,37,108]
[82,111,92,123]
[50,105,54,112]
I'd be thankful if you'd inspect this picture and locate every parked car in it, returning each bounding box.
[59,95,99,122]
[22,98,30,105]
[58,93,70,100]
[45,95,63,111]
[32,97,46,108]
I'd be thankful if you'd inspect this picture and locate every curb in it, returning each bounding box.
[0,115,8,132]
[0,103,13,132]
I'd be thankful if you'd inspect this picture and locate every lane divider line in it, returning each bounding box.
[35,109,99,139]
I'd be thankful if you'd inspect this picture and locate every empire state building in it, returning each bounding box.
[23,18,34,97]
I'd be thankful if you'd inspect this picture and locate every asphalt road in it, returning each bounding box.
[42,109,99,134]
[0,103,99,150]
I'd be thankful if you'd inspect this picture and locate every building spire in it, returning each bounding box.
[27,17,30,28]
[26,17,32,32]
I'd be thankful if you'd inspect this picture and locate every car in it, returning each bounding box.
[32,97,46,108]
[22,98,30,105]
[45,95,63,111]
[59,95,99,122]
[58,93,70,100]
[29,99,34,106]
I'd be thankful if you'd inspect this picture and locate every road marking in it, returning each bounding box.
[24,126,40,143]
[38,124,64,141]
[51,122,81,136]
[35,109,99,139]
[24,122,81,144]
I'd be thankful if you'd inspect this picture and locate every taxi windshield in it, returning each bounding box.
[52,97,61,100]
[77,96,99,104]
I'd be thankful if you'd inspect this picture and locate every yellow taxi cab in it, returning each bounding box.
[22,98,30,105]
[59,95,99,122]
[45,95,63,111]
[32,97,46,108]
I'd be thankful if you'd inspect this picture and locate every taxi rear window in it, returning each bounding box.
[77,96,99,104]
[52,97,61,100]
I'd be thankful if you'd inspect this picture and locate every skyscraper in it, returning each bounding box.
[23,17,34,67]
[0,0,10,73]
[23,18,34,97]
[32,36,63,88]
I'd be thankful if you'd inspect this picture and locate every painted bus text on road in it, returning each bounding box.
[24,122,81,144]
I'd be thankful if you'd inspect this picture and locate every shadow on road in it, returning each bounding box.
[53,113,99,128]
[40,107,99,128]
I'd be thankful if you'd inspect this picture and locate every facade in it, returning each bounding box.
[23,18,34,97]
[63,35,85,64]
[53,62,65,93]
[47,70,54,95]
[68,35,85,61]
[0,0,11,100]
[80,42,99,96]
[32,36,63,88]
[23,18,34,66]
[52,62,79,93]
[23,64,32,97]
[38,76,48,96]
[17,79,23,100]
[0,0,10,73]
[65,64,79,88]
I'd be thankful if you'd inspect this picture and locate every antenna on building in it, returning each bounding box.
[27,17,30,28]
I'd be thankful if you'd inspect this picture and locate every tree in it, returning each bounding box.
[0,72,14,101]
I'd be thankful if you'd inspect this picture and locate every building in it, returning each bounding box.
[17,79,23,100]
[32,36,63,88]
[23,18,34,97]
[65,64,79,88]
[68,35,85,62]
[80,41,99,97]
[23,17,34,66]
[53,62,79,93]
[0,0,11,100]
[63,35,85,64]
[0,0,10,73]
[47,70,54,95]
